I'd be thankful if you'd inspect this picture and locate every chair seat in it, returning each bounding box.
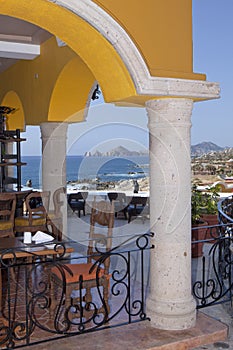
[69,202,85,210]
[0,221,14,230]
[127,205,144,215]
[15,215,46,226]
[52,263,105,283]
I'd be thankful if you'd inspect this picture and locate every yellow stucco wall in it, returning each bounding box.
[0,37,96,128]
[48,57,95,122]
[94,0,205,80]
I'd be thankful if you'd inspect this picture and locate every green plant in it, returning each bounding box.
[191,184,204,225]
[200,185,220,215]
[191,183,220,225]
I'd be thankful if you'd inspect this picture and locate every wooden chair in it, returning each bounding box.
[0,193,17,302]
[0,193,16,238]
[68,191,88,217]
[51,199,114,321]
[14,191,50,235]
[47,187,66,241]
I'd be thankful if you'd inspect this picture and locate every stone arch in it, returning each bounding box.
[0,0,219,103]
[0,0,136,103]
[55,0,219,100]
[1,91,25,130]
[56,0,150,93]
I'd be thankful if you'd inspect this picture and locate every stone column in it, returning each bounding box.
[146,98,196,330]
[40,122,68,236]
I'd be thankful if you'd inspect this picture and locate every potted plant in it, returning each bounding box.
[199,185,220,225]
[199,184,220,243]
[191,184,208,258]
[191,183,221,256]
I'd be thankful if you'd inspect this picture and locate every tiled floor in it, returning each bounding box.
[67,209,151,248]
[16,312,228,350]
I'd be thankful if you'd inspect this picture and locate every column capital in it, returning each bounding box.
[146,98,193,130]
[40,122,68,141]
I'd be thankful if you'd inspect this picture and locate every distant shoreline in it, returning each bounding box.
[67,176,149,193]
[22,155,149,189]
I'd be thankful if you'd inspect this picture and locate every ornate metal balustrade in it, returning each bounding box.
[192,194,233,309]
[0,232,153,349]
[218,195,233,225]
[192,223,233,308]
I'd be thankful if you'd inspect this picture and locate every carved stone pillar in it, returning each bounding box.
[40,122,68,236]
[146,98,196,330]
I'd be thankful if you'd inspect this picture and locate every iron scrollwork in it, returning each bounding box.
[192,224,233,308]
[0,234,153,348]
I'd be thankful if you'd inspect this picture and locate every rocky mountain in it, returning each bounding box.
[191,142,225,157]
[88,146,148,157]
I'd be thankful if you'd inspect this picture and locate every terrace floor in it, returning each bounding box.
[16,311,228,350]
[1,212,231,349]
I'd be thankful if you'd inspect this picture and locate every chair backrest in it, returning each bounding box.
[68,191,88,204]
[52,187,66,216]
[108,192,126,203]
[90,199,115,228]
[88,199,115,272]
[107,192,118,202]
[25,191,50,223]
[0,193,16,225]
[108,192,128,213]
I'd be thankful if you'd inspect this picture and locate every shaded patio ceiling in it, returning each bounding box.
[0,15,51,73]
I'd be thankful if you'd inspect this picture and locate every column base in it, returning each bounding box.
[146,295,197,330]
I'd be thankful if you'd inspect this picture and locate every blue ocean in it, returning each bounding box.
[19,156,149,189]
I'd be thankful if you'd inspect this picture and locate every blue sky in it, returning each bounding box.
[192,0,233,148]
[21,0,233,155]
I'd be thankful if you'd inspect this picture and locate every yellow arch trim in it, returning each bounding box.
[1,91,25,130]
[0,0,136,103]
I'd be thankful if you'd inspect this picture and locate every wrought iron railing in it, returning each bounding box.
[0,232,153,349]
[192,223,233,308]
[218,195,233,225]
[192,195,233,308]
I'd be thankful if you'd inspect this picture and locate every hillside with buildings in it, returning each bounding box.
[191,142,233,183]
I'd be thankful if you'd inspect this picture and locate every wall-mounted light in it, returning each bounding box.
[91,84,101,100]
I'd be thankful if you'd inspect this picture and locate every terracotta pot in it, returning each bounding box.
[192,221,208,258]
[200,214,219,242]
[200,213,218,226]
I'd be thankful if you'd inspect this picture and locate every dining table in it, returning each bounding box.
[0,236,75,325]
